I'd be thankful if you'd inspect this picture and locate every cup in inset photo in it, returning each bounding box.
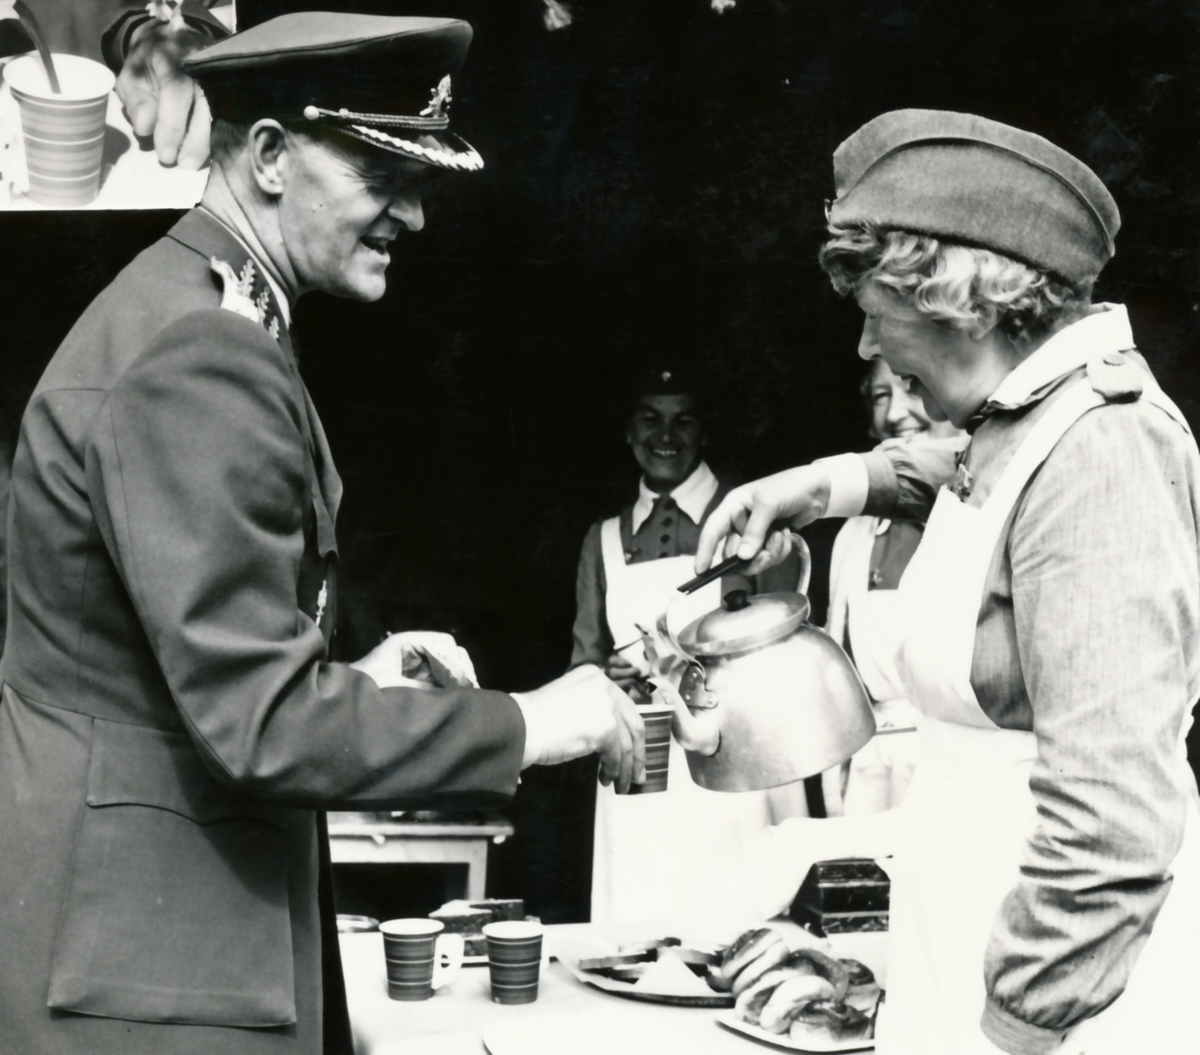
[621,702,672,795]
[380,918,463,1001]
[5,53,115,207]
[483,920,544,1005]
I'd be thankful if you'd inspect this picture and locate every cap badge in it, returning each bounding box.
[420,75,453,120]
[146,1,187,33]
[661,370,672,384]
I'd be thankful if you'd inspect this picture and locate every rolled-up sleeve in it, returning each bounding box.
[980,400,1200,1053]
[84,309,525,810]
[861,435,965,521]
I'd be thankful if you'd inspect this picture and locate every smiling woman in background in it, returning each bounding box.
[570,364,806,925]
[822,359,964,816]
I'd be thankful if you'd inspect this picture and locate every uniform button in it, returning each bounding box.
[662,517,673,526]
[661,534,671,543]
[659,552,669,558]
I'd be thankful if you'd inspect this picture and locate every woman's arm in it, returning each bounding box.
[695,437,963,575]
[981,399,1199,1054]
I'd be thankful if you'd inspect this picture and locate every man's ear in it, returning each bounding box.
[247,119,289,197]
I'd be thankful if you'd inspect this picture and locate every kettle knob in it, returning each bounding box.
[722,588,751,612]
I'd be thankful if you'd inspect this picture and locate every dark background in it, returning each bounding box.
[2,0,1198,921]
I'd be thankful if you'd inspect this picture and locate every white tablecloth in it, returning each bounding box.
[342,922,888,1055]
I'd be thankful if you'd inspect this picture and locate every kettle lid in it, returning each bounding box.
[676,589,810,658]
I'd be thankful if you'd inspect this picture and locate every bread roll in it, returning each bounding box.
[758,975,837,1033]
[710,928,777,989]
[788,999,873,1044]
[730,938,791,997]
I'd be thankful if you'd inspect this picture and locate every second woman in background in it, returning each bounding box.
[823,359,964,815]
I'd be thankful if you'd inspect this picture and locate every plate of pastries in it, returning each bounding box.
[713,927,882,1051]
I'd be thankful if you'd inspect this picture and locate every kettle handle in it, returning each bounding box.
[674,533,812,597]
[795,533,812,595]
[676,555,748,595]
[657,534,812,655]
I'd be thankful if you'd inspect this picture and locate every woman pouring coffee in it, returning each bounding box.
[691,110,1200,1055]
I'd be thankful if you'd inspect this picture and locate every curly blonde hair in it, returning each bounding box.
[819,222,1091,345]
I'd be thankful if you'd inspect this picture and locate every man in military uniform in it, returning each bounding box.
[0,13,643,1055]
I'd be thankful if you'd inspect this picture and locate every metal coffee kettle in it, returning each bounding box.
[659,555,875,792]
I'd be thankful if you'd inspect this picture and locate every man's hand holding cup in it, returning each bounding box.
[513,665,646,793]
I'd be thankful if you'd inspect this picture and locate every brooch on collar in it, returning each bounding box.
[210,257,281,341]
[953,461,975,500]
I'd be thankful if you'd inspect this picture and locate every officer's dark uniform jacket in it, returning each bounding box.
[0,209,525,1055]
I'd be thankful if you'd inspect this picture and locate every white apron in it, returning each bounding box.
[590,517,806,926]
[881,379,1200,1055]
[826,518,919,814]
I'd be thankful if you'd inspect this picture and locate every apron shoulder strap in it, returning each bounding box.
[981,380,1106,523]
[599,516,625,576]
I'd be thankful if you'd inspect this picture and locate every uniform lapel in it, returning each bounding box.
[299,382,344,525]
[167,209,343,524]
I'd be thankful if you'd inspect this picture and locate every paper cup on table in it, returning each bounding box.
[484,920,544,1004]
[5,53,114,207]
[620,702,672,795]
[380,918,463,1001]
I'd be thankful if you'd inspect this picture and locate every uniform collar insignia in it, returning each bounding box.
[210,256,282,342]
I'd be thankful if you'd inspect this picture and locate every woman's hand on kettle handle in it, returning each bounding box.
[695,465,832,575]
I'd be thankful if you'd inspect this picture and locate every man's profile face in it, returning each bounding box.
[277,130,438,301]
[626,393,704,493]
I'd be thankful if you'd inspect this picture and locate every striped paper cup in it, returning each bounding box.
[483,920,544,1004]
[621,704,672,795]
[380,918,462,1001]
[6,53,114,208]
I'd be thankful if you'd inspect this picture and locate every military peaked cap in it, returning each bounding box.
[183,12,482,171]
[828,109,1120,286]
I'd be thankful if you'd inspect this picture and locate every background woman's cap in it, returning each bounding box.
[828,109,1120,286]
[183,12,483,172]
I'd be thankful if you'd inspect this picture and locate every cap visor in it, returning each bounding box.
[341,125,482,171]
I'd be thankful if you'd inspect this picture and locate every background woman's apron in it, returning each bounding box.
[882,380,1200,1055]
[590,517,800,926]
[841,524,920,814]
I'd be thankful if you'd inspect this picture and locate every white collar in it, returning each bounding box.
[986,303,1134,410]
[632,460,719,533]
